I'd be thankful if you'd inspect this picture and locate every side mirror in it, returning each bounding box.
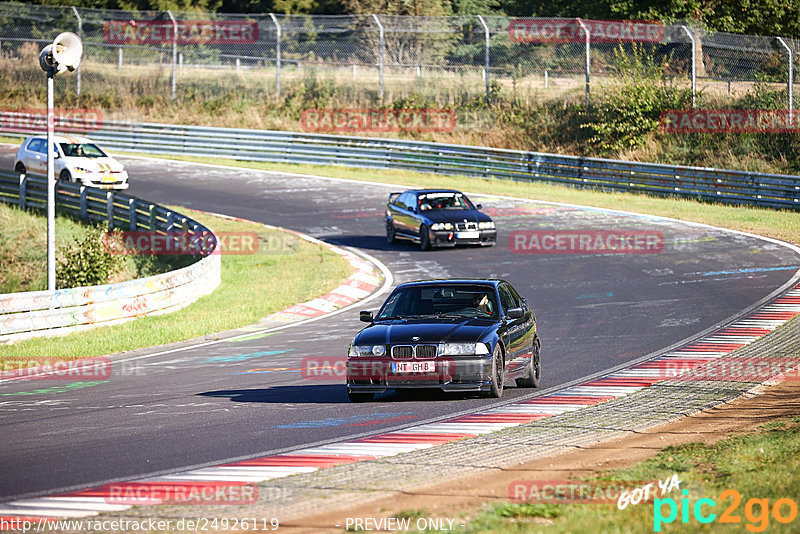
[476,203,483,210]
[507,307,524,319]
[359,310,374,322]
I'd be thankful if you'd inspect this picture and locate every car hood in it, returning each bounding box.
[423,209,492,224]
[354,318,495,346]
[64,157,125,172]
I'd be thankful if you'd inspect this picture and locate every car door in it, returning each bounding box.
[394,193,419,238]
[25,139,46,175]
[498,283,528,374]
[508,283,536,363]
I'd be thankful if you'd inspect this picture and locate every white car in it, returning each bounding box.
[14,135,129,190]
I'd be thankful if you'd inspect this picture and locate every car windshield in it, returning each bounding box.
[59,143,106,158]
[377,284,498,319]
[418,192,474,211]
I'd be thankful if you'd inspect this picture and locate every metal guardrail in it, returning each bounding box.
[0,172,221,344]
[1,111,796,210]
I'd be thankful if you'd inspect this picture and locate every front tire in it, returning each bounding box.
[347,390,374,403]
[516,337,541,388]
[419,224,431,251]
[14,162,26,175]
[486,344,504,398]
[59,170,72,183]
[386,222,396,245]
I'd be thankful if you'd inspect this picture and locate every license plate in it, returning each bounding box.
[456,231,479,239]
[102,175,114,183]
[392,361,435,373]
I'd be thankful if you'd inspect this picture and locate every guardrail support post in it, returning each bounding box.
[19,173,26,209]
[681,26,697,108]
[269,13,281,96]
[79,186,87,220]
[372,14,384,100]
[72,6,82,96]
[128,198,137,231]
[576,18,590,107]
[167,10,178,100]
[149,204,156,231]
[477,15,490,103]
[166,211,174,233]
[776,37,794,125]
[106,191,115,229]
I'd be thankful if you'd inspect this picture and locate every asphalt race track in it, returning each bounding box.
[1,149,798,502]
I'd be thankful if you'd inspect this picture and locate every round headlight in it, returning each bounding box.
[372,345,386,356]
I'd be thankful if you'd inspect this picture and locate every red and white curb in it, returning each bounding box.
[1,285,798,524]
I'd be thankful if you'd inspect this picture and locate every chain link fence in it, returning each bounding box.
[0,2,797,112]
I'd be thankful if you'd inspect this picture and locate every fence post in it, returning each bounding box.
[775,37,794,125]
[178,52,183,75]
[477,15,490,102]
[71,7,82,96]
[167,10,177,100]
[680,26,697,108]
[269,13,281,95]
[117,47,123,70]
[149,204,156,231]
[372,14,384,99]
[576,18,590,107]
[106,191,114,229]
[79,186,87,221]
[128,198,137,231]
[19,173,26,209]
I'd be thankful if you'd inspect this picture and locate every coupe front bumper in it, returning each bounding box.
[430,229,496,247]
[346,355,495,393]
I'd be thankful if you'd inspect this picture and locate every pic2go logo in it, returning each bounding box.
[654,490,799,532]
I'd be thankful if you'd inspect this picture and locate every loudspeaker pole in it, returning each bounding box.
[46,68,56,290]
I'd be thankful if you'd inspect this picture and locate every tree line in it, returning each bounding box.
[24,0,800,39]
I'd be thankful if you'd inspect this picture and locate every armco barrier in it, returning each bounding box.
[0,172,221,344]
[2,111,798,209]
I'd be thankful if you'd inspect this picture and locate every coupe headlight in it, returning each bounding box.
[439,342,490,355]
[430,222,453,231]
[73,166,92,173]
[348,344,386,357]
[478,221,495,230]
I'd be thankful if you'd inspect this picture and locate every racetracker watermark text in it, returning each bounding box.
[509,230,664,254]
[300,108,456,133]
[102,231,259,255]
[104,20,258,44]
[0,108,103,133]
[661,109,799,133]
[508,18,663,43]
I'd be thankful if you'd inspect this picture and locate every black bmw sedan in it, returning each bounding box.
[384,189,496,250]
[346,279,540,402]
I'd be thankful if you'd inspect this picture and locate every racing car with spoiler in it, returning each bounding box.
[384,189,496,250]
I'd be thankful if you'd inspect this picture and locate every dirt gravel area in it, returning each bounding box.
[282,378,800,532]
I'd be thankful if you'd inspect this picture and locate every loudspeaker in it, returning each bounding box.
[39,32,82,74]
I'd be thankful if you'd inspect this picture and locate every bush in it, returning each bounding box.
[56,226,124,289]
[582,46,692,155]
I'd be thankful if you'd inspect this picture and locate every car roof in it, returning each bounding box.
[26,134,92,144]
[394,279,505,289]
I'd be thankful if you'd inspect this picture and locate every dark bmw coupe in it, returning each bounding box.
[385,189,496,250]
[346,279,540,402]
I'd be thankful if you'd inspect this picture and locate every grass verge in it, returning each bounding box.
[0,202,166,293]
[0,208,352,360]
[124,153,800,246]
[458,416,800,533]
